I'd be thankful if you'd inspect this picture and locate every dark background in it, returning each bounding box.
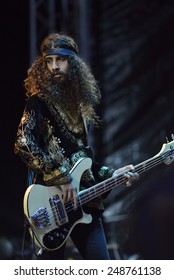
[1,0,174,260]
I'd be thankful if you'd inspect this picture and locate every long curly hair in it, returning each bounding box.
[24,33,101,124]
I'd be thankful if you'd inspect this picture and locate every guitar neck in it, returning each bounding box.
[78,153,165,206]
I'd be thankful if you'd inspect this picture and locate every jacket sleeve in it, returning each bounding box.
[93,160,115,199]
[92,161,115,182]
[14,95,72,186]
[83,145,114,199]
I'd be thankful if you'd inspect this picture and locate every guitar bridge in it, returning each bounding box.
[31,207,51,228]
[49,195,68,226]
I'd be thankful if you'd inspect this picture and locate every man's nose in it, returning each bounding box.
[52,61,59,71]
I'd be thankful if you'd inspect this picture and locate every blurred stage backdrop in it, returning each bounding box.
[1,0,174,259]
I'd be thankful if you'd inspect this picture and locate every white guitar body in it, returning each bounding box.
[24,157,93,251]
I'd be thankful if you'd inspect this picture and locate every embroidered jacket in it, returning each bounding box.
[14,94,114,210]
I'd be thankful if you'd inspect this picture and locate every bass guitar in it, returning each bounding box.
[23,138,174,251]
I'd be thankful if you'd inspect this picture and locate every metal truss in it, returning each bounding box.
[29,0,91,63]
[29,0,61,63]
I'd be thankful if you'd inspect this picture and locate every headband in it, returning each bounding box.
[43,48,76,57]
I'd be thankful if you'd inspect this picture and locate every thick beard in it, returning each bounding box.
[49,74,78,106]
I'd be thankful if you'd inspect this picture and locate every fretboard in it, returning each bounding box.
[78,148,173,206]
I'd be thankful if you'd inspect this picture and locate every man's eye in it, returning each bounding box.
[58,57,65,61]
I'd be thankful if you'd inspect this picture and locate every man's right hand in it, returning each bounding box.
[60,182,78,209]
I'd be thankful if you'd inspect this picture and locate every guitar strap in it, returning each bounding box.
[27,168,35,186]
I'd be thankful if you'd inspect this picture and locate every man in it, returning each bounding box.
[14,33,138,259]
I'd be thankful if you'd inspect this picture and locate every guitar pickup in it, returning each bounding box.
[49,195,68,226]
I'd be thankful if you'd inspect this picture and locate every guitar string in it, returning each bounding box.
[80,148,174,204]
[48,151,172,222]
[65,153,167,208]
[34,150,173,225]
[38,155,163,224]
[62,150,172,213]
[65,154,164,210]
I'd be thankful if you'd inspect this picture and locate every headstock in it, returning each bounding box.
[158,134,174,165]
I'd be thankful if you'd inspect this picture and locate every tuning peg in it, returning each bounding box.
[171,134,174,140]
[166,137,169,143]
